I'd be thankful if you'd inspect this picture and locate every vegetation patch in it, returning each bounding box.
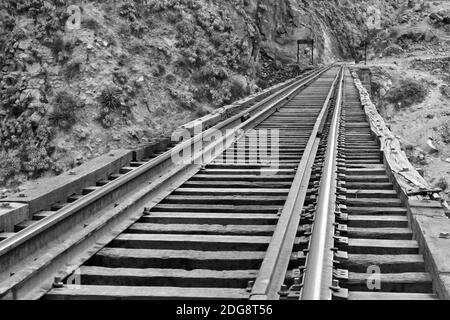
[442,120,450,144]
[62,58,82,80]
[436,177,448,192]
[50,91,77,129]
[385,78,428,109]
[82,17,100,31]
[98,86,125,128]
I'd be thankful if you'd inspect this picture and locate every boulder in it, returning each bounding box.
[430,12,443,22]
[440,85,450,98]
[421,138,439,155]
[383,44,404,56]
[29,111,43,126]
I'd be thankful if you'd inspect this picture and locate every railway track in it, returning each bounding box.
[44,67,342,300]
[332,71,436,300]
[0,65,445,300]
[298,70,436,300]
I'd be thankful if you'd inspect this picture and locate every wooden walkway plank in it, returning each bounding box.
[46,285,249,300]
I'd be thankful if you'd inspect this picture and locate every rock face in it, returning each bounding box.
[231,0,402,64]
[0,0,412,188]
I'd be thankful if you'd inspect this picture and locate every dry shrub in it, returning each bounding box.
[385,78,428,109]
[50,91,77,129]
[436,178,448,191]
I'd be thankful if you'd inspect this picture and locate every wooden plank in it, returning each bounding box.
[347,227,412,240]
[344,272,432,293]
[346,239,419,254]
[81,266,257,279]
[345,198,403,207]
[92,248,268,269]
[225,147,304,151]
[181,181,293,188]
[343,149,381,154]
[345,182,393,190]
[214,161,300,166]
[348,215,409,228]
[46,285,249,300]
[128,223,276,236]
[152,204,281,213]
[346,207,407,215]
[200,169,295,175]
[140,213,279,225]
[346,190,398,198]
[344,176,389,182]
[173,188,290,196]
[207,164,297,169]
[163,195,287,205]
[349,291,437,300]
[191,175,295,181]
[342,254,425,273]
[78,266,258,288]
[111,234,271,251]
[344,168,387,175]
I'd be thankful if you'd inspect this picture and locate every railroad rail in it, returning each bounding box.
[1,65,449,300]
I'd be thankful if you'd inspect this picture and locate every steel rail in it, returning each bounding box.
[250,67,343,300]
[301,66,344,300]
[0,66,332,300]
[250,68,342,298]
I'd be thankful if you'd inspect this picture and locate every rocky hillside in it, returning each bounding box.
[0,0,429,193]
[238,0,402,63]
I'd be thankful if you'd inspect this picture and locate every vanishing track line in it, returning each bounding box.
[44,67,343,300]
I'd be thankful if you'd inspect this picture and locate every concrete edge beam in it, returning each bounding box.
[133,137,173,162]
[407,202,450,300]
[437,275,450,300]
[1,149,133,215]
[0,203,30,233]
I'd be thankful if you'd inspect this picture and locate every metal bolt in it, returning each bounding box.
[332,279,340,288]
[290,277,303,292]
[246,280,254,293]
[277,208,283,216]
[439,232,450,239]
[292,268,302,278]
[143,207,151,215]
[53,276,64,288]
[278,284,289,298]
